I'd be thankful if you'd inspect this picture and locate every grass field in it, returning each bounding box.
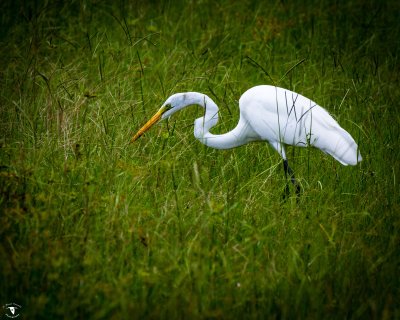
[1,0,399,318]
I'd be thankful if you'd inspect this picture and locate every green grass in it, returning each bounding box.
[1,0,399,318]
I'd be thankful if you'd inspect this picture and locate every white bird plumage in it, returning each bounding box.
[131,85,361,193]
[132,85,361,165]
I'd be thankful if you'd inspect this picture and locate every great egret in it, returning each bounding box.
[131,85,362,193]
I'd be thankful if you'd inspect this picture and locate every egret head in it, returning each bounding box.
[131,93,188,142]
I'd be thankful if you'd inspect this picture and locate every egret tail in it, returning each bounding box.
[316,125,362,166]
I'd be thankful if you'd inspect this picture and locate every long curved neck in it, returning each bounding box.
[184,92,219,124]
[189,93,255,150]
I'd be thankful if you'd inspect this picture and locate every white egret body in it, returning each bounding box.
[132,85,362,168]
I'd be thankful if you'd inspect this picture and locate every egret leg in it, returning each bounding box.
[283,159,301,197]
[268,142,301,198]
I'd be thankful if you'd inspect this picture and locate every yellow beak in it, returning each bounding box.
[131,106,167,143]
